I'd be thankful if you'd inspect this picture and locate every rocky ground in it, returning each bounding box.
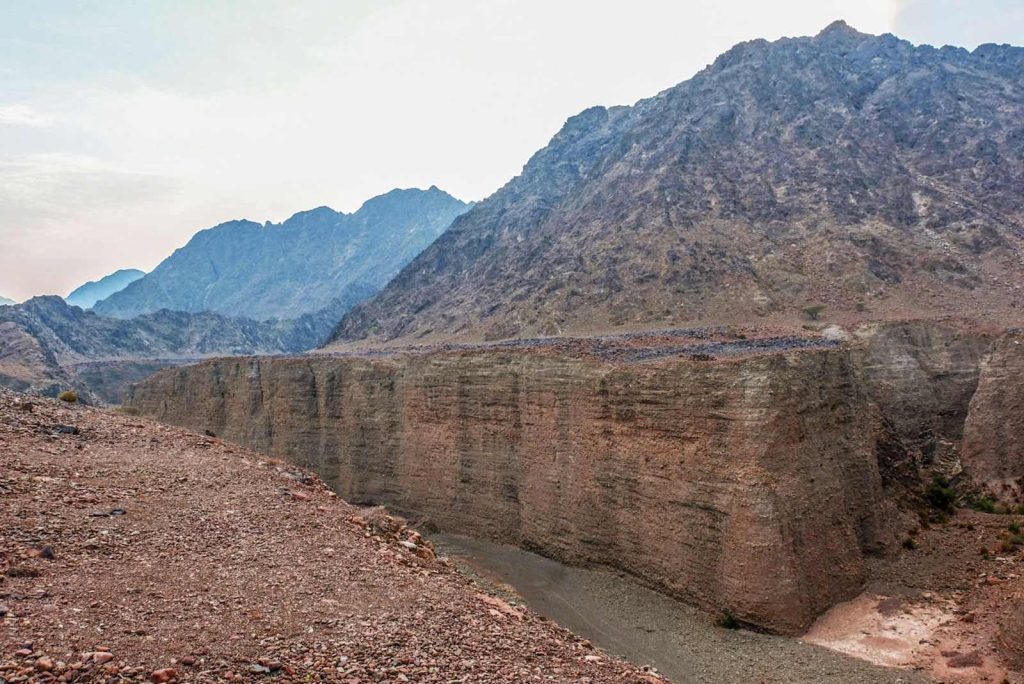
[432,534,930,684]
[807,509,1024,684]
[0,390,661,683]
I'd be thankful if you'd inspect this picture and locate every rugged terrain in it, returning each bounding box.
[0,390,660,683]
[65,269,145,310]
[94,188,468,321]
[0,297,15,307]
[0,296,348,404]
[331,22,1024,346]
[130,327,907,635]
[127,319,1024,679]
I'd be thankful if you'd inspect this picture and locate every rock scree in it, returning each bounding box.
[0,389,660,683]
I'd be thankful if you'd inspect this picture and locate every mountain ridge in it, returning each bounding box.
[0,295,346,403]
[66,268,145,309]
[94,187,469,321]
[329,23,1024,346]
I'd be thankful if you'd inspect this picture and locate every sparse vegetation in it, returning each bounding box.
[57,390,77,403]
[967,494,998,513]
[1008,522,1021,535]
[902,537,917,550]
[997,532,1024,554]
[116,405,140,416]
[925,477,956,512]
[801,304,826,321]
[717,611,740,630]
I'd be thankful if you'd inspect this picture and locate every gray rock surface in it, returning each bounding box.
[331,22,1024,345]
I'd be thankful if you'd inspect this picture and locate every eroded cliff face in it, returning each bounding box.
[852,321,992,483]
[962,332,1024,501]
[130,346,898,634]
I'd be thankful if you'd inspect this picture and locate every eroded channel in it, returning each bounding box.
[432,534,929,684]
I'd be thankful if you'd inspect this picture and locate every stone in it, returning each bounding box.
[150,667,177,682]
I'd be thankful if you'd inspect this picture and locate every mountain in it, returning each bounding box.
[330,22,1024,346]
[0,296,14,307]
[66,268,145,309]
[94,187,469,321]
[0,295,345,403]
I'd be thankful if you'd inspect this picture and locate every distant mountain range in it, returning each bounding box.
[94,187,469,321]
[331,22,1024,346]
[0,295,348,404]
[66,268,145,309]
[0,296,14,307]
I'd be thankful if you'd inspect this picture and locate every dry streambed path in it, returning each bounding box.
[0,391,661,683]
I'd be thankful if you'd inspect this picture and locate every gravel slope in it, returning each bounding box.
[0,390,658,683]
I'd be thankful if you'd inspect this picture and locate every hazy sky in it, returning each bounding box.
[2,0,1022,301]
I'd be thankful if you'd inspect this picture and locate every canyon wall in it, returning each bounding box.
[130,345,899,634]
[852,321,992,482]
[962,331,1024,501]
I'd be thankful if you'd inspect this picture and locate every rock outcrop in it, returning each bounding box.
[130,340,899,634]
[330,24,1024,346]
[852,321,992,482]
[962,331,1024,501]
[94,187,469,321]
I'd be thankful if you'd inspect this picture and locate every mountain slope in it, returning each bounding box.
[66,268,145,309]
[0,296,344,402]
[0,296,14,307]
[94,187,468,321]
[330,22,1024,346]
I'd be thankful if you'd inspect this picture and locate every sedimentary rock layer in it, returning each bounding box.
[130,345,897,634]
[962,331,1024,501]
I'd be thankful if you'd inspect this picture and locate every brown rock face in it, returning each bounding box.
[962,332,1024,500]
[130,346,897,634]
[852,321,992,482]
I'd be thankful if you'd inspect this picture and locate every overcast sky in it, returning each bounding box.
[2,0,1022,301]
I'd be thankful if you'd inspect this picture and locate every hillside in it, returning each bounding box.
[0,296,14,307]
[330,22,1024,346]
[65,268,145,309]
[0,296,345,403]
[0,390,656,682]
[94,187,469,321]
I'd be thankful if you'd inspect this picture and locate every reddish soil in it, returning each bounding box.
[806,510,1024,683]
[0,390,662,683]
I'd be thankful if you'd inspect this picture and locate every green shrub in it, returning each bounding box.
[1008,522,1021,535]
[116,405,140,416]
[902,537,917,550]
[717,611,740,630]
[967,495,997,513]
[57,390,77,403]
[925,477,956,512]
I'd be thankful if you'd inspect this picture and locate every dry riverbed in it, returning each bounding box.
[432,534,930,684]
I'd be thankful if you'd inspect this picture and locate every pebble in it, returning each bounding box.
[150,667,177,682]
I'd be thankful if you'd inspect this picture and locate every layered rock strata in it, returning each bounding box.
[130,343,897,634]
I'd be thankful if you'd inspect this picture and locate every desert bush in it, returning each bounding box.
[802,304,826,321]
[925,477,956,512]
[116,405,140,416]
[57,390,77,403]
[717,611,740,630]
[967,494,997,513]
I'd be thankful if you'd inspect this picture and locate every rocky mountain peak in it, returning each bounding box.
[330,23,1024,346]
